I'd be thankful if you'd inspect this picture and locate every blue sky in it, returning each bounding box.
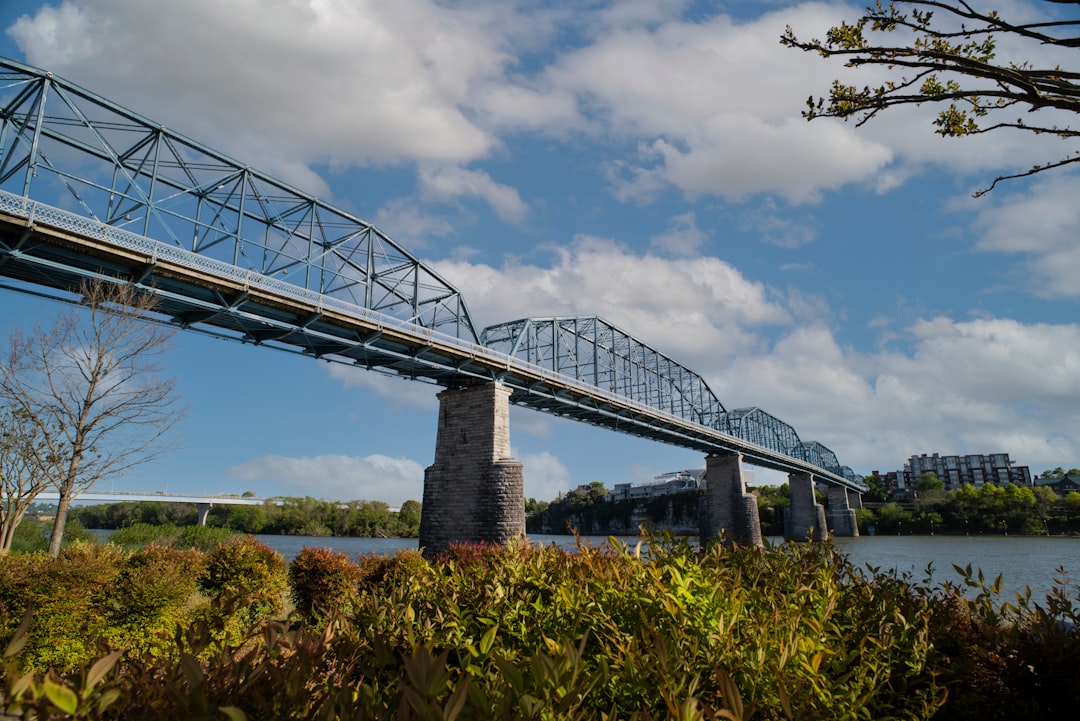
[1,0,1078,504]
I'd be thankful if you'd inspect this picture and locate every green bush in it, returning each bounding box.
[7,519,48,553]
[104,545,207,660]
[0,542,210,673]
[288,547,362,621]
[108,523,235,552]
[108,523,181,550]
[2,536,1078,720]
[198,536,287,626]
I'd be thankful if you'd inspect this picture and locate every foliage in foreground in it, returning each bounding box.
[0,536,286,673]
[1,536,1078,720]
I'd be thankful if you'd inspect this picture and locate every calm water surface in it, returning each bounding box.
[248,533,1080,603]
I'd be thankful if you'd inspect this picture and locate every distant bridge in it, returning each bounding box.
[0,57,863,549]
[26,491,399,525]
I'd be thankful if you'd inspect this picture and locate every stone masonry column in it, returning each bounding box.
[699,452,763,547]
[786,472,827,542]
[419,382,525,556]
[825,485,859,537]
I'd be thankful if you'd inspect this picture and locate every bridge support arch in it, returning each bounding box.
[419,382,525,556]
[826,486,859,537]
[786,472,827,542]
[699,452,763,547]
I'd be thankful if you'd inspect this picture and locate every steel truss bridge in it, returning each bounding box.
[0,57,866,493]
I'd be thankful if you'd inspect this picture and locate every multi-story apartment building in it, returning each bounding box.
[605,469,704,502]
[900,453,1031,492]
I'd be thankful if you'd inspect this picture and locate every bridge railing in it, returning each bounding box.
[1,190,864,490]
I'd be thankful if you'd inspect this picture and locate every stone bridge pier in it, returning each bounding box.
[786,472,828,542]
[419,382,525,556]
[698,452,763,547]
[825,485,859,537]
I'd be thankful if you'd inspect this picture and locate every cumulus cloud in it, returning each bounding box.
[650,212,707,256]
[434,235,792,368]
[517,450,573,501]
[9,0,510,188]
[970,174,1080,298]
[372,199,456,251]
[437,240,1080,473]
[419,165,528,223]
[10,0,1033,206]
[228,453,425,505]
[543,3,895,202]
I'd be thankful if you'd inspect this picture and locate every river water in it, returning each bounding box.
[243,533,1080,604]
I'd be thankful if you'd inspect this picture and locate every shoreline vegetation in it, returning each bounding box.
[31,478,1079,549]
[1,532,1078,719]
[527,482,1080,538]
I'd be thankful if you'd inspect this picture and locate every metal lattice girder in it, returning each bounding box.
[796,441,842,477]
[721,407,802,457]
[0,57,867,495]
[0,57,477,340]
[481,316,727,429]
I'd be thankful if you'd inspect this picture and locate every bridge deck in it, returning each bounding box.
[1,196,863,492]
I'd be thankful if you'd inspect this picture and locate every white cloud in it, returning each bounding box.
[517,449,572,501]
[11,0,1074,207]
[419,165,528,223]
[435,235,792,369]
[372,199,456,251]
[971,174,1080,298]
[650,212,707,256]
[228,453,425,505]
[438,240,1080,473]
[542,3,894,202]
[9,0,508,188]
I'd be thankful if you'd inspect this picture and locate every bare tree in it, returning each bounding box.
[782,1,1080,195]
[0,404,52,553]
[0,280,183,556]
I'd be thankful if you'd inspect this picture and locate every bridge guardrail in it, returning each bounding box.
[0,190,864,490]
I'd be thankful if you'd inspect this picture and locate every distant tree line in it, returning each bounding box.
[72,497,422,538]
[859,479,1080,536]
[525,474,1080,538]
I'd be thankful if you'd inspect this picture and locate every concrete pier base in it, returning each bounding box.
[196,503,211,526]
[419,382,525,556]
[699,452,763,547]
[826,485,859,537]
[786,472,827,542]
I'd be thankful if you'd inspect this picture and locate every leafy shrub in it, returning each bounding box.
[104,545,207,660]
[2,535,1078,720]
[6,519,48,554]
[2,542,127,672]
[198,536,287,626]
[174,525,236,552]
[288,547,361,621]
[109,523,235,552]
[108,523,181,550]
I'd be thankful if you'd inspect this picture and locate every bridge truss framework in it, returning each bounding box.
[0,56,865,493]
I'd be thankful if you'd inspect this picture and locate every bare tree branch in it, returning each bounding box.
[0,280,184,556]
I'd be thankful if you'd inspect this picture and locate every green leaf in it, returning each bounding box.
[43,676,79,715]
[219,706,249,721]
[3,609,32,660]
[478,624,498,656]
[85,650,123,692]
